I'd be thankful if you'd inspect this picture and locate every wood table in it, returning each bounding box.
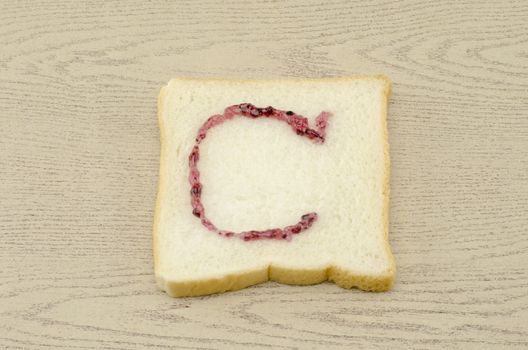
[1,1,527,348]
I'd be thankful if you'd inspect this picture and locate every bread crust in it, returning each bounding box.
[153,76,395,297]
[153,85,167,276]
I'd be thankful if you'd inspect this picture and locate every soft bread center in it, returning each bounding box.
[198,117,331,232]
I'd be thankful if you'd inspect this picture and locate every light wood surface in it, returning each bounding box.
[1,1,527,349]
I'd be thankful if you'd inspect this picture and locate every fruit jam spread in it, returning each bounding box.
[188,103,331,241]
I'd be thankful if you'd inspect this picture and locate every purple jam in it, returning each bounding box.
[188,103,331,241]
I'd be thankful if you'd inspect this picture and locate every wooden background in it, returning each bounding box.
[1,0,527,348]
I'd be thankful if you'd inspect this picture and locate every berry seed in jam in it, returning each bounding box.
[188,104,331,241]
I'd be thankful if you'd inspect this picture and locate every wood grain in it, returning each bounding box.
[1,0,527,348]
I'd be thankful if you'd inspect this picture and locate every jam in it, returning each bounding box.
[188,103,331,241]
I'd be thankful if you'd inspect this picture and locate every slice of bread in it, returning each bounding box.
[154,77,395,297]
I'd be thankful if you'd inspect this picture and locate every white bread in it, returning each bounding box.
[154,77,395,297]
